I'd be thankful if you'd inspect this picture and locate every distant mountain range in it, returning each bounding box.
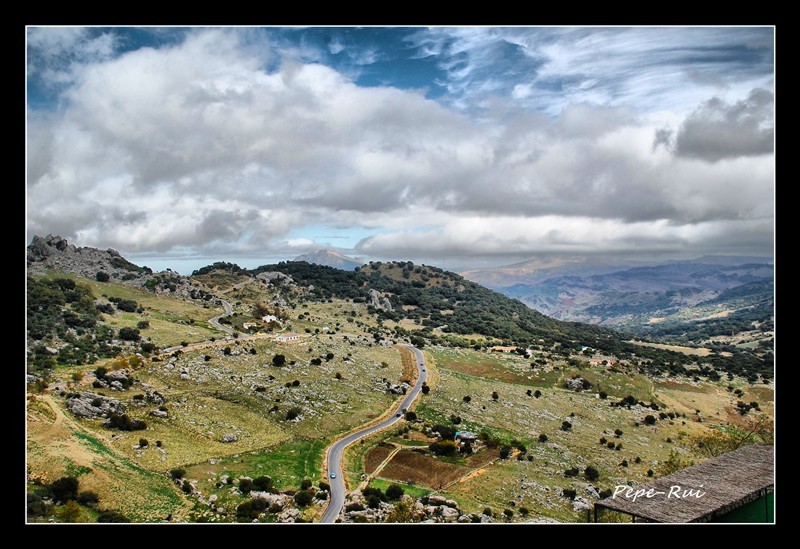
[293,249,363,271]
[462,256,774,336]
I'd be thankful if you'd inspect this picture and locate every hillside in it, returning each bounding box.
[26,236,774,524]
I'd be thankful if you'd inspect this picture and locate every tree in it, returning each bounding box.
[561,421,572,432]
[294,490,313,507]
[50,476,79,503]
[405,411,417,421]
[429,440,458,456]
[95,271,110,282]
[614,429,624,438]
[499,445,512,459]
[538,433,548,443]
[366,494,382,509]
[386,484,404,500]
[421,384,430,395]
[503,509,514,520]
[57,500,84,523]
[463,395,471,403]
[534,390,542,398]
[300,478,313,490]
[644,415,657,425]
[139,438,148,447]
[492,391,499,401]
[272,354,286,367]
[584,466,600,481]
[170,468,186,480]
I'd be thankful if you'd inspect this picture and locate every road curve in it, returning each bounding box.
[319,344,428,523]
[208,298,234,335]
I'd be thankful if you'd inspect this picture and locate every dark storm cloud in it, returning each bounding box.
[675,88,774,162]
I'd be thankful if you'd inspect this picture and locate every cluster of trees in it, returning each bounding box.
[27,476,128,523]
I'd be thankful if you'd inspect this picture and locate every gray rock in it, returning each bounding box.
[180,373,190,381]
[150,409,169,418]
[66,392,125,419]
[220,433,238,443]
[457,514,473,523]
[105,369,130,382]
[109,381,125,391]
[444,499,459,509]
[250,492,289,509]
[439,506,459,521]
[278,507,300,523]
[368,289,393,312]
[427,495,447,506]
[566,377,586,391]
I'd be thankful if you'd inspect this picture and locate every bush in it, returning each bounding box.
[95,271,110,282]
[563,488,577,500]
[170,468,186,480]
[239,478,254,494]
[644,415,657,425]
[286,407,302,420]
[96,510,129,523]
[386,484,404,500]
[300,478,313,490]
[499,445,512,459]
[49,476,79,503]
[421,385,430,394]
[614,429,623,437]
[584,466,600,481]
[463,396,471,403]
[106,414,147,431]
[405,411,417,421]
[491,391,499,401]
[138,438,148,447]
[429,440,458,456]
[77,491,99,507]
[118,327,140,341]
[483,508,493,517]
[272,354,286,366]
[599,391,608,399]
[294,490,314,507]
[561,421,572,431]
[136,320,150,329]
[181,481,193,494]
[319,481,330,492]
[538,433,548,443]
[534,390,542,398]
[253,476,273,492]
[27,493,51,517]
[503,509,514,519]
[564,467,580,478]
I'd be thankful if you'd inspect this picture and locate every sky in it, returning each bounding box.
[26,26,775,274]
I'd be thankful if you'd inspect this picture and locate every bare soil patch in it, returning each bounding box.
[364,444,395,475]
[380,450,466,490]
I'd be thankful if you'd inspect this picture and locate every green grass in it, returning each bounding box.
[369,477,431,499]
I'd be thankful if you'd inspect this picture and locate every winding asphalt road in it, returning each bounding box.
[320,344,428,523]
[208,298,234,335]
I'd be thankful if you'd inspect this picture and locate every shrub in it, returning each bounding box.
[491,391,499,401]
[170,468,186,480]
[294,490,313,507]
[429,440,458,456]
[181,481,193,494]
[272,354,286,366]
[77,491,99,507]
[584,466,600,481]
[421,385,430,394]
[644,415,657,425]
[599,391,608,399]
[607,442,616,449]
[386,484,404,500]
[223,347,232,356]
[564,467,580,478]
[253,476,273,492]
[499,446,512,459]
[138,438,148,447]
[614,429,623,437]
[561,421,572,431]
[136,320,150,329]
[599,489,613,499]
[49,476,79,503]
[239,478,253,494]
[405,411,417,421]
[538,433,548,443]
[300,478,313,490]
[319,481,330,492]
[118,327,141,341]
[503,509,514,519]
[96,510,128,523]
[27,493,51,517]
[286,407,302,420]
[563,488,577,500]
[463,396,471,403]
[483,508,493,517]
[95,271,110,282]
[534,390,542,398]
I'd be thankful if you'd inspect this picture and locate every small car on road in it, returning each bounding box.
[330,472,336,479]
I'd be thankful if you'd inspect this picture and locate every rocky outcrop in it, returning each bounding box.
[250,492,290,509]
[66,392,125,419]
[150,408,169,418]
[368,289,393,312]
[566,377,591,391]
[220,433,238,443]
[256,272,294,285]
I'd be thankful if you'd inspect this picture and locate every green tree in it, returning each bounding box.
[584,466,600,481]
[294,490,313,507]
[386,484,405,500]
[272,354,286,366]
[50,476,79,503]
[57,500,84,523]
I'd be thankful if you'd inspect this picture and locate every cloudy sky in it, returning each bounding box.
[26,26,775,273]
